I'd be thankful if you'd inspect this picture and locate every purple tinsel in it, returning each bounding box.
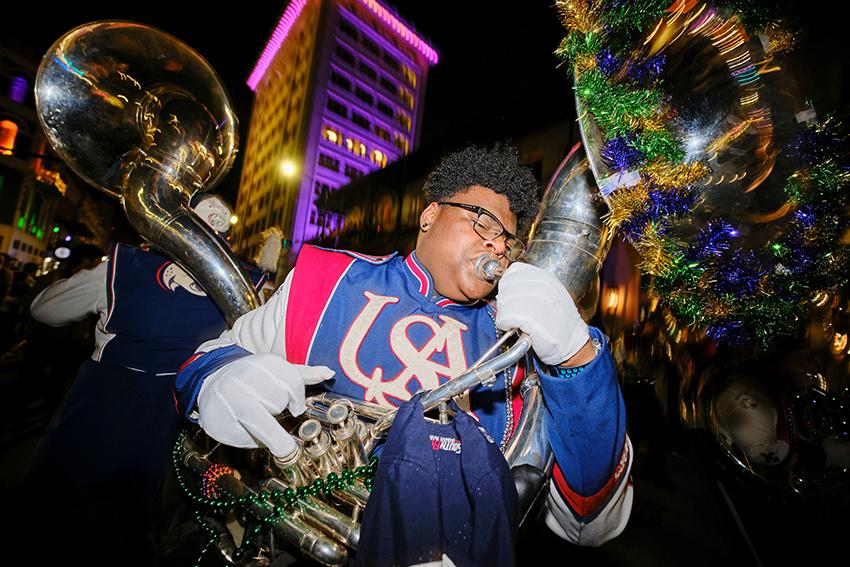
[620,212,652,242]
[645,187,699,218]
[626,54,666,84]
[787,122,848,166]
[619,187,698,241]
[778,204,830,275]
[602,135,643,172]
[596,49,666,85]
[689,220,739,261]
[706,321,747,346]
[596,49,622,77]
[792,206,817,227]
[715,250,765,296]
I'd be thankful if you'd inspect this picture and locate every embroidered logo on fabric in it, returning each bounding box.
[340,291,469,407]
[159,262,206,297]
[430,435,462,453]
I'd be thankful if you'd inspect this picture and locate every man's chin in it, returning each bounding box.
[458,280,495,303]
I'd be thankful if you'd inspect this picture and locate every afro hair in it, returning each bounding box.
[423,142,540,233]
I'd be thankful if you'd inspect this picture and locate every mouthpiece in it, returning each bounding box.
[474,254,504,283]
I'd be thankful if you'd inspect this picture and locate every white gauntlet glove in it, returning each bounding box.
[495,262,590,366]
[197,353,334,457]
[192,195,232,234]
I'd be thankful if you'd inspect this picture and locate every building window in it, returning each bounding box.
[348,139,367,158]
[326,98,348,118]
[370,149,387,168]
[396,111,411,132]
[335,44,356,66]
[358,62,377,81]
[401,65,417,88]
[362,37,380,56]
[355,86,374,105]
[330,71,352,91]
[399,86,415,110]
[323,125,343,145]
[345,164,363,179]
[373,125,391,141]
[376,101,393,118]
[394,133,409,154]
[383,52,400,72]
[318,153,340,172]
[0,120,19,156]
[314,181,331,196]
[379,76,396,96]
[339,19,359,40]
[12,240,20,250]
[351,112,370,131]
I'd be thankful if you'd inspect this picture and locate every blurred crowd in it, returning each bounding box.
[0,245,105,443]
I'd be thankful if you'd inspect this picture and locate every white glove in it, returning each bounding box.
[495,262,589,365]
[197,353,334,457]
[192,196,232,234]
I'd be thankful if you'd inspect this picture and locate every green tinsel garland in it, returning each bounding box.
[557,0,849,346]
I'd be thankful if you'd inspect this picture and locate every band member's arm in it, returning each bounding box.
[536,328,633,546]
[174,269,293,420]
[29,261,107,326]
[177,245,356,420]
[495,262,632,545]
[174,269,334,458]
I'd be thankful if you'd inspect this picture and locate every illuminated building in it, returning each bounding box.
[232,0,437,269]
[318,117,581,255]
[0,46,110,267]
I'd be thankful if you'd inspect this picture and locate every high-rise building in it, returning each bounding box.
[232,0,437,267]
[316,117,580,256]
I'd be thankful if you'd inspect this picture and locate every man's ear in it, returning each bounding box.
[419,202,439,232]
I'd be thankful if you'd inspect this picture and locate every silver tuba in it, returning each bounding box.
[34,21,612,566]
[35,21,260,325]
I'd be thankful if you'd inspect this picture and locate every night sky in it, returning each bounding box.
[4,2,573,129]
[4,1,846,204]
[5,1,574,202]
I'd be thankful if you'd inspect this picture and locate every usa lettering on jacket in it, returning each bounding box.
[287,248,510,444]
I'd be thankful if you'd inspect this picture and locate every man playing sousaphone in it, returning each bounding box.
[176,143,632,563]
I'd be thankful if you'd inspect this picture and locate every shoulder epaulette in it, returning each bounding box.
[310,245,398,265]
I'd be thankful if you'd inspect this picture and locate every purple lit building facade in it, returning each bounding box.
[233,0,437,268]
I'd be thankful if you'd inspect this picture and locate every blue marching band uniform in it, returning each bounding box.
[25,243,266,561]
[176,245,633,562]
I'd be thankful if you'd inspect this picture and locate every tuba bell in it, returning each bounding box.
[35,20,260,326]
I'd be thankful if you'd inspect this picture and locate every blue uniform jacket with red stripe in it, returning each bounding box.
[175,245,633,545]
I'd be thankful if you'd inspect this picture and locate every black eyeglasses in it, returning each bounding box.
[438,202,526,261]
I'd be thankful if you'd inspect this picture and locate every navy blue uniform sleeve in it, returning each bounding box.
[536,326,628,517]
[174,345,252,422]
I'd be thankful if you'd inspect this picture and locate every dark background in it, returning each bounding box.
[6,1,846,205]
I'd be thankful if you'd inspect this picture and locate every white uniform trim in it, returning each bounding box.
[195,270,294,357]
[542,435,634,546]
[29,261,116,362]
